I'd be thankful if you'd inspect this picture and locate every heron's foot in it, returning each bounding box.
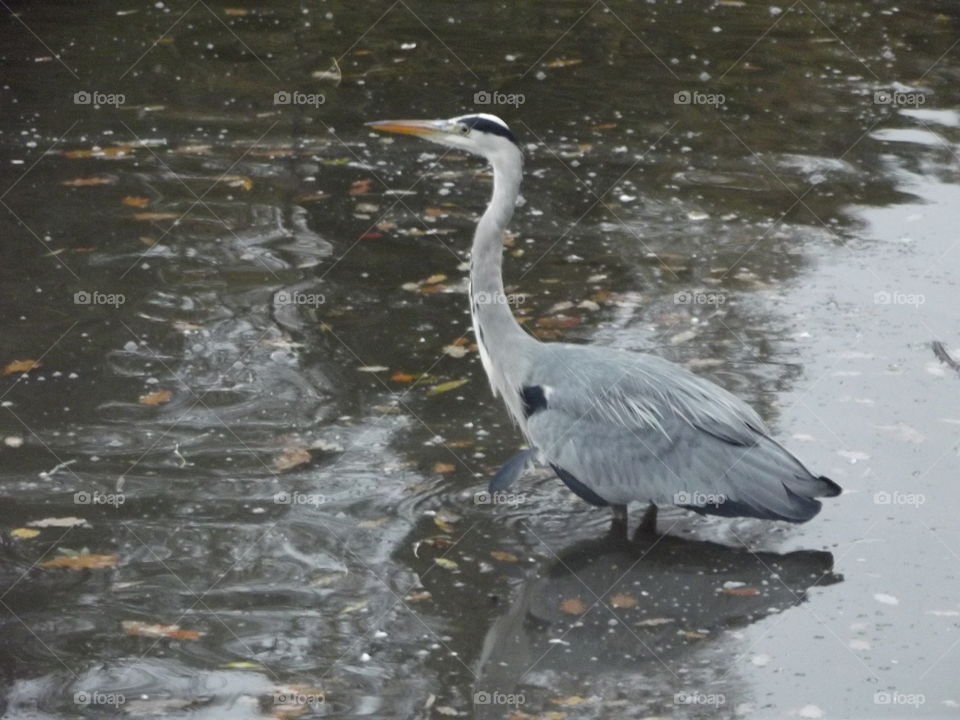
[632,503,658,541]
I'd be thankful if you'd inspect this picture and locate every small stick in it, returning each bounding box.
[932,341,960,375]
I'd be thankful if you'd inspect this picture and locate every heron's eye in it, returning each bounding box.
[457,124,470,136]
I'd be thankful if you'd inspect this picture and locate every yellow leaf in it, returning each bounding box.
[490,550,519,562]
[3,359,40,375]
[122,620,203,640]
[10,528,40,539]
[404,590,432,602]
[434,557,459,571]
[426,378,469,396]
[139,389,172,405]
[273,447,312,472]
[551,695,589,706]
[223,175,253,191]
[62,176,115,187]
[41,553,118,570]
[132,212,179,221]
[223,661,262,669]
[121,195,150,208]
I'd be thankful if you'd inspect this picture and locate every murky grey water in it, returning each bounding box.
[1,1,958,718]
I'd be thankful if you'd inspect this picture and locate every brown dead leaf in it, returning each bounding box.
[721,587,761,596]
[139,389,172,405]
[122,620,203,640]
[273,447,312,472]
[223,175,253,191]
[121,195,150,208]
[41,553,118,570]
[3,359,40,375]
[224,7,249,15]
[390,371,416,383]
[550,695,589,706]
[559,597,588,615]
[349,178,374,195]
[433,462,456,474]
[404,590,432,602]
[490,550,519,563]
[610,592,638,609]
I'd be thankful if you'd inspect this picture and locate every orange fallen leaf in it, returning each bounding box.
[122,620,203,640]
[390,371,415,382]
[610,592,638,608]
[559,597,588,615]
[139,389,172,405]
[490,550,519,562]
[62,176,114,187]
[122,195,150,208]
[273,447,312,472]
[41,553,118,570]
[349,178,374,195]
[3,359,40,375]
[222,175,253,191]
[433,462,456,474]
[224,7,249,15]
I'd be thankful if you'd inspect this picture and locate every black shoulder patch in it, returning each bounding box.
[551,464,609,507]
[461,115,519,145]
[520,385,547,418]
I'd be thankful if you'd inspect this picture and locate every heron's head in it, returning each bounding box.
[367,113,520,161]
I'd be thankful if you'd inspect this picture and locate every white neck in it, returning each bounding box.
[469,145,537,407]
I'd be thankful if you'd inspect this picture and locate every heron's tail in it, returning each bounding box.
[681,438,842,523]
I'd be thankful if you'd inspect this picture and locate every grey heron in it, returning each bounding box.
[368,113,841,532]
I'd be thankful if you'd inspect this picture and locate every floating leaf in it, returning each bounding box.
[721,586,761,596]
[426,378,468,396]
[223,175,253,191]
[636,617,674,627]
[559,597,588,615]
[223,661,262,669]
[391,371,416,383]
[349,178,374,195]
[545,58,583,68]
[490,550,519,563]
[433,509,460,532]
[132,212,179,221]
[3,359,40,375]
[139,389,172,405]
[551,695,589,706]
[434,557,459,571]
[122,620,203,640]
[27,516,89,528]
[62,176,115,187]
[41,553,118,570]
[442,344,468,359]
[10,528,40,539]
[121,195,150,208]
[404,590,432,602]
[273,447,312,472]
[682,630,708,639]
[433,462,456,475]
[610,592,638,608]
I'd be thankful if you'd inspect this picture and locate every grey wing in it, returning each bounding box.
[522,344,840,522]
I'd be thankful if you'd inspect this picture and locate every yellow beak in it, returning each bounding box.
[366,119,445,137]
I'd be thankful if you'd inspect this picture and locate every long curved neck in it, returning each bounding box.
[470,146,536,402]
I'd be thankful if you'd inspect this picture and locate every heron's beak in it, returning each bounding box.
[366,119,446,138]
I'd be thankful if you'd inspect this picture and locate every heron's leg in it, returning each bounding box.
[609,504,628,534]
[633,503,658,539]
